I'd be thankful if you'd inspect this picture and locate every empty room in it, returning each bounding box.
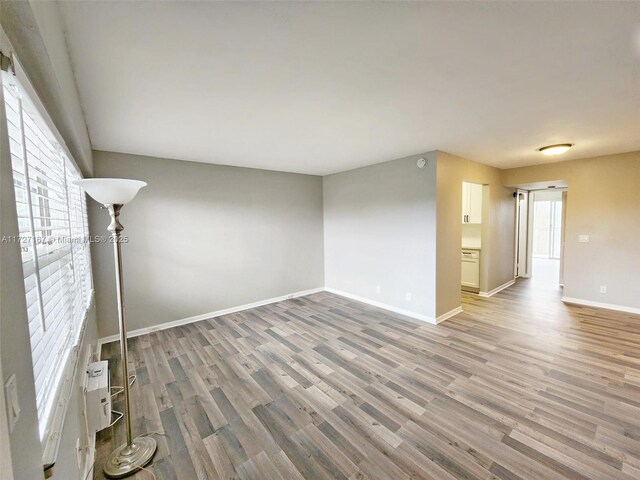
[1,1,640,479]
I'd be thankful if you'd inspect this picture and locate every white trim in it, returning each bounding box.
[561,297,640,315]
[41,293,94,470]
[97,288,325,346]
[324,288,436,324]
[0,289,14,480]
[96,285,458,349]
[78,347,96,480]
[436,306,463,324]
[478,279,516,298]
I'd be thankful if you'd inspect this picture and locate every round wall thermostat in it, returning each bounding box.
[417,158,426,168]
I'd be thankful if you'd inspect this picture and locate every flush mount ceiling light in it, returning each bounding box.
[538,143,573,156]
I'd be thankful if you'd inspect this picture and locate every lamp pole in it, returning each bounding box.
[102,203,156,478]
[74,178,155,478]
[101,203,156,478]
[107,204,134,449]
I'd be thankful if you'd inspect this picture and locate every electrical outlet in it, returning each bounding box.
[578,234,590,243]
[600,285,607,294]
[375,286,381,294]
[405,292,412,301]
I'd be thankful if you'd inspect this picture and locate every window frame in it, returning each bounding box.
[1,60,94,467]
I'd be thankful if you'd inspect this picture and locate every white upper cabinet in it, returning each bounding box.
[462,182,483,224]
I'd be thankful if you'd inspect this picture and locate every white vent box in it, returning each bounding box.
[86,361,111,432]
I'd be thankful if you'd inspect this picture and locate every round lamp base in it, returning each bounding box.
[103,436,157,478]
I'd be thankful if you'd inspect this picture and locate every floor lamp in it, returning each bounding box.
[74,178,157,478]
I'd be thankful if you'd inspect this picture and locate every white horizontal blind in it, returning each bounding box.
[67,166,93,328]
[2,76,93,438]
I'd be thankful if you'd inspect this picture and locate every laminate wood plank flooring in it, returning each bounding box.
[94,277,640,479]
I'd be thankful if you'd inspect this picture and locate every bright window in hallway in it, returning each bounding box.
[532,191,563,259]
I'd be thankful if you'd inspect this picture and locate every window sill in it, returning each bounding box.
[41,290,95,474]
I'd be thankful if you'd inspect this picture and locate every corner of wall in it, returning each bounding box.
[1,0,94,176]
[322,151,438,320]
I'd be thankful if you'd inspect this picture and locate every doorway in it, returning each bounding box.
[461,181,485,294]
[530,190,564,288]
[514,189,528,278]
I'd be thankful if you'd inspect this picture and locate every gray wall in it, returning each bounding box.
[90,150,325,338]
[323,152,438,320]
[502,151,640,310]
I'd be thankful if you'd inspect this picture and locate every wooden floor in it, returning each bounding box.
[95,276,640,479]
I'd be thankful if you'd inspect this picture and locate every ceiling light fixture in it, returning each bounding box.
[538,143,573,156]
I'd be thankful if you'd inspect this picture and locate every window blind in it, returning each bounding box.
[2,75,93,439]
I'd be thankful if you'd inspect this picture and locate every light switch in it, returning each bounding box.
[5,374,20,433]
[578,234,590,243]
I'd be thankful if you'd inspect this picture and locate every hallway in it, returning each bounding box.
[531,257,562,291]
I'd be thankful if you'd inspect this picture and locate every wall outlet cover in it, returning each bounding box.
[578,234,590,243]
[600,285,607,294]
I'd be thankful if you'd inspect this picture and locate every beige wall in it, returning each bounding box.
[91,150,325,337]
[502,151,640,310]
[436,151,516,317]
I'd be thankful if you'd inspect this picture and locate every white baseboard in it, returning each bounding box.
[97,287,325,346]
[479,279,516,298]
[324,288,436,324]
[97,285,457,348]
[436,306,463,324]
[561,297,640,315]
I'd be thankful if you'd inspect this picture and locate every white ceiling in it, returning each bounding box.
[58,1,640,175]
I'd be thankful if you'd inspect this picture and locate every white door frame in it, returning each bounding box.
[559,190,567,286]
[514,189,530,278]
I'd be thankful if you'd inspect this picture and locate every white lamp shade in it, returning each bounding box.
[73,178,147,205]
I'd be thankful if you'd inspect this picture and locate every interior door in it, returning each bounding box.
[514,190,529,277]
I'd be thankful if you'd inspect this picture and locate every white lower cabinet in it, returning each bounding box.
[461,249,480,289]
